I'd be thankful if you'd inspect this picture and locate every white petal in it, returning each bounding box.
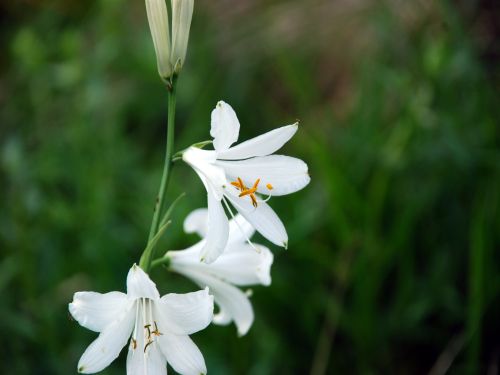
[182,147,226,199]
[227,214,256,245]
[183,208,208,238]
[199,192,229,264]
[126,264,160,300]
[127,299,167,375]
[216,123,298,160]
[208,244,273,286]
[175,268,254,336]
[217,155,310,196]
[158,333,207,375]
[224,187,288,248]
[156,288,213,335]
[77,304,135,374]
[127,342,166,375]
[210,101,240,152]
[69,291,130,333]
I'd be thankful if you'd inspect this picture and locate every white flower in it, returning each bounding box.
[182,101,310,263]
[69,264,213,375]
[167,208,273,336]
[145,0,194,80]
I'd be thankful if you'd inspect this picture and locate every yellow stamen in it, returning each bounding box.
[239,187,257,197]
[266,183,273,190]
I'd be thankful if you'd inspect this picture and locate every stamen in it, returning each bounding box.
[266,183,273,190]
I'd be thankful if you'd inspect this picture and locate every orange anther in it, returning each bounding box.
[252,178,260,189]
[238,187,257,198]
[266,183,273,190]
[250,194,258,208]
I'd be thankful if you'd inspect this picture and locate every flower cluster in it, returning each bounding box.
[69,1,310,374]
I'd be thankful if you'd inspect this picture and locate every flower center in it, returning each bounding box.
[130,298,163,354]
[230,177,273,207]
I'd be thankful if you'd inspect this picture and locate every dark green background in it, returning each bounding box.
[1,0,498,374]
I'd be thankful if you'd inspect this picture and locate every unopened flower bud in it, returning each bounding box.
[145,0,172,80]
[171,0,194,74]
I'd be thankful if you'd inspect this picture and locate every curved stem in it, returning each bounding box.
[151,255,171,269]
[139,76,178,272]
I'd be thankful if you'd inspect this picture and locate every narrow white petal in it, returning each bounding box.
[210,101,240,152]
[175,268,254,336]
[69,291,130,333]
[145,0,172,79]
[127,342,166,375]
[182,147,226,199]
[171,0,194,72]
[126,264,160,300]
[216,123,298,160]
[158,333,207,375]
[217,155,310,196]
[183,208,209,238]
[207,244,273,286]
[199,192,229,263]
[224,187,288,248]
[77,304,135,373]
[156,288,213,335]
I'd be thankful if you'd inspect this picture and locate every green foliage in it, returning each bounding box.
[0,1,498,374]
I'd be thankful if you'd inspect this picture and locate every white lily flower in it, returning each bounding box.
[69,264,213,375]
[167,208,273,336]
[145,0,194,80]
[182,101,310,263]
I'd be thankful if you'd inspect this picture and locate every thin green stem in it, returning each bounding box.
[139,76,178,272]
[151,255,171,269]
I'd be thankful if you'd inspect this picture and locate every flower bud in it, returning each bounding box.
[145,0,172,80]
[171,0,194,74]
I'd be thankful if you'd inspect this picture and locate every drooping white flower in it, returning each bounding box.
[145,0,194,80]
[182,101,310,263]
[69,264,213,375]
[167,208,273,336]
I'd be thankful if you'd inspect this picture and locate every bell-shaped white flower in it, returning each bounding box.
[145,0,194,80]
[167,209,273,336]
[182,101,310,263]
[69,264,213,375]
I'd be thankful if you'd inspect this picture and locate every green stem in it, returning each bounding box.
[151,255,171,269]
[139,76,178,272]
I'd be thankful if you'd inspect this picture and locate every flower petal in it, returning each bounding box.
[199,192,229,263]
[158,333,207,375]
[156,288,213,335]
[216,123,298,160]
[174,268,254,336]
[224,187,288,248]
[69,291,130,333]
[217,155,310,196]
[127,342,166,375]
[210,101,240,152]
[126,264,160,300]
[77,304,135,374]
[208,244,273,286]
[126,300,167,375]
[183,208,208,238]
[182,147,226,199]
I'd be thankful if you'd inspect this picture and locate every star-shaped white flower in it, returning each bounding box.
[166,208,273,336]
[182,101,310,263]
[69,264,214,375]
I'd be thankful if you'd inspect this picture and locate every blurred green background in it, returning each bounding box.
[1,0,499,374]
